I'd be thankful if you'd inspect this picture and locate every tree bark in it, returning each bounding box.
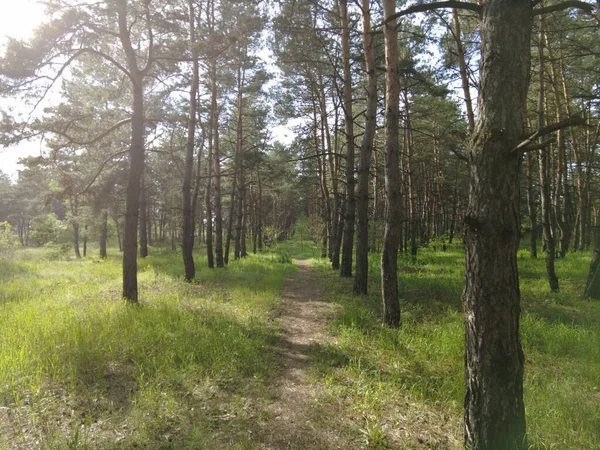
[339,0,355,278]
[537,16,559,292]
[119,0,147,302]
[139,177,148,258]
[526,151,538,258]
[100,210,108,258]
[354,0,377,295]
[71,196,81,259]
[452,9,475,135]
[381,0,401,327]
[182,0,200,280]
[462,1,530,448]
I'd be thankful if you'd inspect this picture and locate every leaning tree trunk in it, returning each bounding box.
[354,0,377,295]
[339,0,355,278]
[381,0,401,327]
[462,1,530,448]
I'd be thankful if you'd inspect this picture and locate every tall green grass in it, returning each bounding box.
[0,247,295,449]
[278,240,600,449]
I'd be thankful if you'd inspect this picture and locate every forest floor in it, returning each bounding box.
[0,242,598,449]
[257,258,352,449]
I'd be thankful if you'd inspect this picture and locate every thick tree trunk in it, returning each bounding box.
[354,0,377,295]
[100,210,108,258]
[462,2,530,448]
[182,0,200,280]
[339,0,355,278]
[381,0,401,327]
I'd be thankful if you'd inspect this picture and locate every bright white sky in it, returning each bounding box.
[0,0,47,179]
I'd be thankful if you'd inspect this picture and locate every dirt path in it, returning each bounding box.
[259,259,353,450]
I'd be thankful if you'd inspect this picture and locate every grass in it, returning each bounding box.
[1,240,598,449]
[276,240,600,449]
[0,246,295,449]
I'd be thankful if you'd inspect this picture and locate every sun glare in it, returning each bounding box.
[0,0,46,44]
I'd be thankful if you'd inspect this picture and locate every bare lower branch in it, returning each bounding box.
[385,1,481,24]
[519,137,557,153]
[513,115,586,152]
[535,0,596,16]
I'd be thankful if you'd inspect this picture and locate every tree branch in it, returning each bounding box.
[535,0,596,16]
[50,118,133,146]
[385,1,481,24]
[513,115,586,152]
[519,137,556,153]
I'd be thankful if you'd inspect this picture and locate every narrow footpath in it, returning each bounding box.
[259,258,355,449]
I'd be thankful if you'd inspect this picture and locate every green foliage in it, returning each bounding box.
[29,213,65,246]
[0,221,15,256]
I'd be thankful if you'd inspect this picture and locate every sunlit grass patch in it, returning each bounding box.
[296,240,600,449]
[0,246,294,449]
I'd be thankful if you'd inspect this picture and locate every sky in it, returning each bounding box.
[0,0,47,179]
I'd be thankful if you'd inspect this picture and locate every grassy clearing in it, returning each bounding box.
[277,240,600,449]
[1,240,598,449]
[0,246,295,449]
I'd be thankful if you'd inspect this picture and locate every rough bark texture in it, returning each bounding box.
[462,1,530,448]
[339,0,355,278]
[354,0,377,295]
[381,0,401,327]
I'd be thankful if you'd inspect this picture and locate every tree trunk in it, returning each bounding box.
[537,17,559,292]
[584,226,600,298]
[213,107,224,267]
[462,2,530,448]
[100,210,108,258]
[83,224,88,257]
[118,13,148,298]
[339,0,355,278]
[71,196,81,259]
[354,0,377,295]
[452,9,475,135]
[182,0,200,280]
[381,0,401,327]
[139,177,148,258]
[526,151,538,258]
